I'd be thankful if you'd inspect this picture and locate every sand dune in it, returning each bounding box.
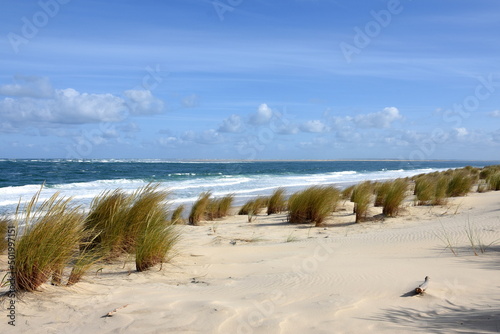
[2,191,500,333]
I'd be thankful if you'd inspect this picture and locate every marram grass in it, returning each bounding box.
[374,182,391,207]
[487,172,500,191]
[0,217,8,254]
[171,204,186,224]
[351,181,372,223]
[267,187,287,215]
[288,185,340,226]
[189,191,212,225]
[84,188,133,257]
[446,170,474,197]
[67,232,105,286]
[238,196,269,215]
[206,193,234,220]
[14,189,86,292]
[135,208,180,272]
[123,183,170,253]
[189,192,234,224]
[382,179,408,217]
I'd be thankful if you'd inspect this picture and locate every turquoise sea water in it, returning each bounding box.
[0,159,497,214]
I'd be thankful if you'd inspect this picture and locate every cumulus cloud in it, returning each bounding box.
[300,120,328,133]
[0,88,127,125]
[218,114,244,133]
[0,78,166,133]
[454,127,468,137]
[0,76,54,98]
[249,103,273,125]
[353,107,402,129]
[123,89,164,115]
[181,129,224,145]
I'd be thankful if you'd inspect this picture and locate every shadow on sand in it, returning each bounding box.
[369,299,500,333]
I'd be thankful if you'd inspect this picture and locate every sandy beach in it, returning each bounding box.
[2,190,500,334]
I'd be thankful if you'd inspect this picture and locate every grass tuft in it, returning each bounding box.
[122,183,170,253]
[84,188,133,258]
[67,232,105,286]
[414,176,435,205]
[288,185,340,226]
[14,188,86,291]
[267,188,287,215]
[351,181,372,223]
[189,192,212,225]
[447,170,474,197]
[382,179,408,217]
[135,208,180,272]
[374,182,391,207]
[238,196,268,216]
[171,205,186,224]
[0,217,8,254]
[207,193,234,220]
[486,172,500,191]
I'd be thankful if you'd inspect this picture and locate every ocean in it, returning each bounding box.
[0,159,498,215]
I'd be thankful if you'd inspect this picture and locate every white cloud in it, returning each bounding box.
[353,107,402,129]
[0,88,127,125]
[158,136,183,148]
[181,129,224,145]
[454,127,468,137]
[0,76,54,98]
[0,79,166,133]
[300,120,328,133]
[123,89,164,115]
[218,114,244,133]
[249,103,273,125]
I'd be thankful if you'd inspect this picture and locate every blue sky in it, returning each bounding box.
[1,0,499,160]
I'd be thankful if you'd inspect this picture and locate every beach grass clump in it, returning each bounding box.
[206,193,234,220]
[67,233,105,286]
[446,170,474,197]
[414,176,435,205]
[171,205,186,224]
[374,181,391,207]
[191,193,234,222]
[14,190,86,292]
[267,187,287,215]
[477,180,489,193]
[479,165,500,180]
[382,179,408,217]
[135,207,180,272]
[351,181,372,223]
[84,188,133,257]
[341,185,356,202]
[0,217,8,254]
[217,193,235,217]
[413,173,449,206]
[189,191,212,225]
[486,172,500,191]
[288,185,340,226]
[122,183,170,253]
[238,196,268,216]
[432,175,449,205]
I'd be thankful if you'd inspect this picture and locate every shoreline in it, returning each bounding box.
[3,158,500,162]
[2,189,500,333]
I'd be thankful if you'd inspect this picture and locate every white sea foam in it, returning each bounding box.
[0,167,447,214]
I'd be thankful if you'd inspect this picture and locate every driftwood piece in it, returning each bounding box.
[102,304,129,318]
[415,276,430,294]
